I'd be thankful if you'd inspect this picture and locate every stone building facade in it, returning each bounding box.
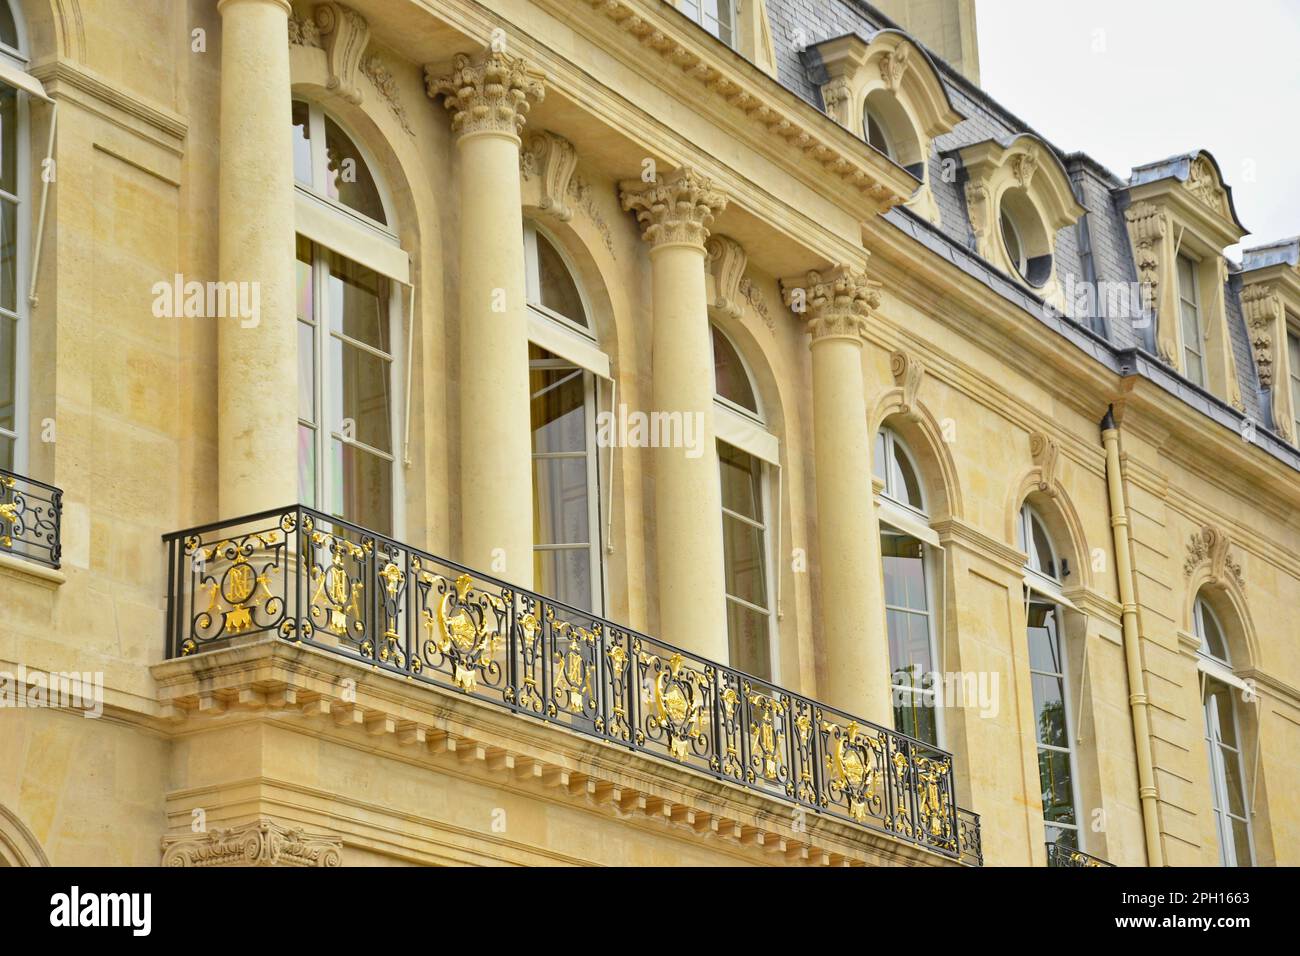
[0,0,1296,867]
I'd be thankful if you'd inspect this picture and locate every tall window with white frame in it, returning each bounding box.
[525,221,605,613]
[1286,321,1300,442]
[292,100,402,535]
[1018,503,1083,850]
[679,0,735,48]
[1193,594,1254,867]
[0,3,28,472]
[874,428,941,746]
[1178,254,1205,387]
[713,326,777,681]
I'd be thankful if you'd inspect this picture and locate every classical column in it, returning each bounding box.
[217,0,298,515]
[782,266,892,726]
[429,50,544,587]
[620,168,730,662]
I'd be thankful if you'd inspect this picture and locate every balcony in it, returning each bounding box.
[0,467,62,569]
[1045,841,1114,867]
[163,504,983,865]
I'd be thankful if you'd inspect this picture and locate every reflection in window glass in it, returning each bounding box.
[534,231,587,327]
[712,326,758,415]
[720,441,772,680]
[0,3,16,51]
[1027,601,1079,848]
[865,106,893,160]
[530,344,599,612]
[883,531,937,744]
[877,429,923,511]
[291,99,312,187]
[324,117,386,224]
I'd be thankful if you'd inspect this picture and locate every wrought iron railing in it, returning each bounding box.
[163,504,982,863]
[1045,841,1114,867]
[0,467,62,569]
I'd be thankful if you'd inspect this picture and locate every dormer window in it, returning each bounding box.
[681,0,735,47]
[1178,254,1205,388]
[864,103,894,160]
[1288,323,1300,440]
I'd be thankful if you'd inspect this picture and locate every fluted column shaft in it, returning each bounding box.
[784,267,892,726]
[429,50,545,587]
[217,0,297,515]
[621,169,730,662]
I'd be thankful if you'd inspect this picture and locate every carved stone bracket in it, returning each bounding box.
[427,49,546,141]
[619,166,728,250]
[1241,283,1280,391]
[1124,201,1174,362]
[1184,525,1245,589]
[1029,432,1060,497]
[316,2,370,105]
[781,265,881,343]
[161,818,343,867]
[706,235,747,319]
[890,350,925,420]
[878,46,910,90]
[522,131,578,221]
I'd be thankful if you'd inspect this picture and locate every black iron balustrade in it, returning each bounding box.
[0,468,62,569]
[1045,841,1114,867]
[163,504,982,863]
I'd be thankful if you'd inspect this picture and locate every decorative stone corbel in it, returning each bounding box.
[1029,432,1060,497]
[315,2,370,105]
[1183,525,1245,589]
[878,46,910,91]
[964,182,991,246]
[1124,201,1175,364]
[1240,283,1289,436]
[706,235,747,320]
[521,131,578,221]
[890,350,925,420]
[1010,153,1037,189]
[161,818,343,867]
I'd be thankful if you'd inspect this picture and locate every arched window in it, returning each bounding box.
[712,325,778,681]
[1018,503,1082,850]
[292,100,402,535]
[998,188,1052,287]
[0,1,30,473]
[525,221,605,613]
[875,428,940,745]
[1194,594,1254,866]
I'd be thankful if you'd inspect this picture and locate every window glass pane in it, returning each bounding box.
[1039,748,1076,825]
[329,438,392,534]
[329,338,392,453]
[0,85,16,196]
[0,198,15,313]
[0,313,13,433]
[882,533,926,610]
[323,116,386,224]
[893,692,937,746]
[726,600,770,681]
[1046,824,1077,849]
[535,231,587,327]
[0,432,11,470]
[722,513,767,607]
[291,100,313,187]
[865,109,891,158]
[530,356,587,455]
[326,251,389,352]
[1026,603,1062,674]
[533,458,591,547]
[298,424,316,508]
[889,442,923,510]
[1178,255,1197,303]
[712,326,758,414]
[0,3,18,50]
[1198,599,1229,662]
[718,441,761,518]
[1001,209,1023,272]
[534,548,592,612]
[297,321,314,423]
[1230,818,1253,867]
[296,237,314,321]
[1030,513,1056,578]
[873,430,886,480]
[1032,673,1067,747]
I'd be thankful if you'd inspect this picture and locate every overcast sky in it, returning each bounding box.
[976,0,1300,260]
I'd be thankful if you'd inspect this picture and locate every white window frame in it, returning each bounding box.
[1000,205,1028,278]
[1286,321,1300,442]
[863,103,896,162]
[1178,253,1205,387]
[679,0,736,48]
[297,241,404,536]
[293,99,396,237]
[712,325,778,682]
[1194,596,1255,867]
[0,8,31,475]
[525,220,606,614]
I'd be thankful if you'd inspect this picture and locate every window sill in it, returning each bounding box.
[0,551,66,587]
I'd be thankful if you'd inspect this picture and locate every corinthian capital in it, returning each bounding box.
[426,49,545,141]
[781,265,881,343]
[619,166,728,250]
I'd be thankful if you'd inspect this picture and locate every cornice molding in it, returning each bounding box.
[28,60,187,147]
[932,517,1025,573]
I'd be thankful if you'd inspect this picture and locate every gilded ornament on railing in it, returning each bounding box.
[641,651,712,760]
[745,686,789,787]
[375,555,411,669]
[0,475,16,547]
[185,528,287,649]
[514,598,544,712]
[604,635,632,741]
[823,719,883,823]
[550,607,598,717]
[421,571,505,693]
[308,531,369,640]
[914,753,954,845]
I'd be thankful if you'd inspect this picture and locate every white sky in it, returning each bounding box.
[975,0,1300,259]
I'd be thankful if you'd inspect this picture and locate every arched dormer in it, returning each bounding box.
[809,29,963,225]
[956,134,1086,303]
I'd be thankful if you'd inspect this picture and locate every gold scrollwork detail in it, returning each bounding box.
[746,688,788,784]
[824,720,883,823]
[644,652,710,760]
[308,532,369,638]
[550,608,598,715]
[423,573,503,693]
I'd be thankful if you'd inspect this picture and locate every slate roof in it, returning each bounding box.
[760,0,1299,469]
